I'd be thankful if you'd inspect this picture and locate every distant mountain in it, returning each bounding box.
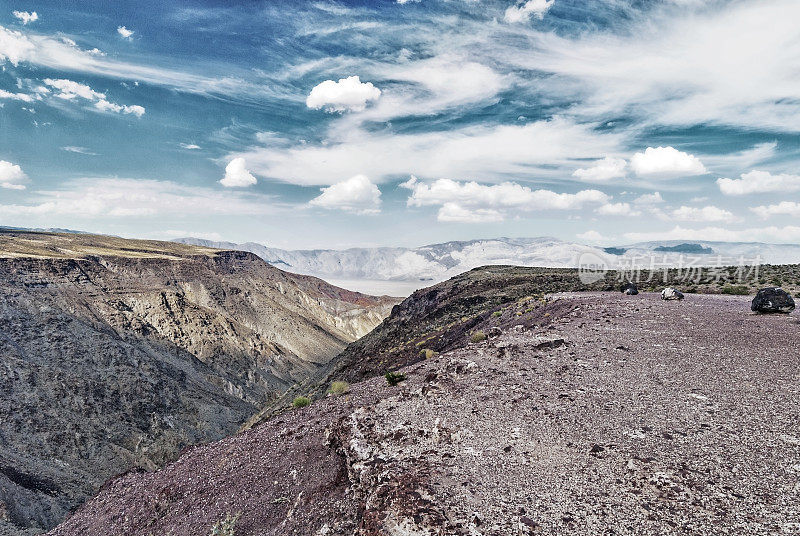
[175,237,800,293]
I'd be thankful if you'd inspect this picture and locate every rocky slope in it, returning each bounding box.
[0,230,398,535]
[49,292,800,535]
[176,236,800,291]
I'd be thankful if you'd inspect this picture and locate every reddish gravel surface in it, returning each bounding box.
[49,292,800,536]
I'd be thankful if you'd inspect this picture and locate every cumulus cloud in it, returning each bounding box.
[220,157,257,188]
[671,205,735,223]
[0,88,33,102]
[572,157,626,182]
[630,147,706,179]
[717,170,800,195]
[0,160,28,190]
[751,201,800,220]
[309,174,382,215]
[306,76,381,113]
[94,99,145,117]
[117,26,134,39]
[577,230,605,243]
[624,225,800,244]
[504,0,554,23]
[633,192,664,205]
[401,176,609,222]
[0,178,271,218]
[43,78,145,116]
[595,202,640,217]
[12,11,38,25]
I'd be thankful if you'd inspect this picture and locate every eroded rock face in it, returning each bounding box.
[0,241,397,535]
[661,287,684,300]
[751,287,795,314]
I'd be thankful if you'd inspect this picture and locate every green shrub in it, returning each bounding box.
[470,331,487,343]
[385,371,406,386]
[292,396,311,408]
[210,513,240,536]
[722,285,750,295]
[492,311,502,318]
[419,349,436,359]
[327,381,350,395]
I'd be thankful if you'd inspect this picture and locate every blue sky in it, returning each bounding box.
[1,0,800,248]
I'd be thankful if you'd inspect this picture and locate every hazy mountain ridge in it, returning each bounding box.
[176,237,800,291]
[0,230,398,535]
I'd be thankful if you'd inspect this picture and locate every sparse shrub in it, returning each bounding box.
[492,311,502,318]
[385,371,406,386]
[470,331,487,343]
[327,381,350,395]
[419,348,436,359]
[292,396,311,408]
[722,285,750,295]
[210,513,240,536]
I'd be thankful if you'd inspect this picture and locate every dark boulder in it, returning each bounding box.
[751,287,795,314]
[661,287,684,301]
[620,282,638,295]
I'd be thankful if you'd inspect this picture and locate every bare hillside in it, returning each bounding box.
[49,292,800,536]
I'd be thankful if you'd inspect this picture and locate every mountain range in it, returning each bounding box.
[176,237,800,294]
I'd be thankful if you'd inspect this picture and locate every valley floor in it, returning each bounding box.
[50,293,800,535]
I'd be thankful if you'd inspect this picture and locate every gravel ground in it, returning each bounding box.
[50,292,800,536]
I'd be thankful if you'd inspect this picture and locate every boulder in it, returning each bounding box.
[751,287,795,314]
[620,282,638,295]
[661,287,684,301]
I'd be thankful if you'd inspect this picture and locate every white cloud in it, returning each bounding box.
[0,88,32,102]
[514,0,800,131]
[42,78,145,117]
[0,178,271,218]
[0,160,27,190]
[624,225,800,244]
[630,147,706,180]
[595,202,640,217]
[504,0,554,23]
[220,157,257,188]
[437,203,504,223]
[61,146,98,155]
[633,192,664,205]
[572,157,626,182]
[180,143,201,150]
[44,78,104,100]
[717,170,800,196]
[577,230,605,243]
[232,117,623,186]
[117,26,134,39]
[94,99,145,117]
[309,175,382,215]
[0,25,254,99]
[671,205,735,223]
[751,201,800,220]
[306,76,381,113]
[12,11,38,25]
[402,176,609,222]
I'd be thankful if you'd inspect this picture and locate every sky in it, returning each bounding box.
[1,0,800,249]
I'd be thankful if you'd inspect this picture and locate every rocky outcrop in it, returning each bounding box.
[751,287,795,314]
[49,293,800,536]
[661,287,684,300]
[0,230,398,535]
